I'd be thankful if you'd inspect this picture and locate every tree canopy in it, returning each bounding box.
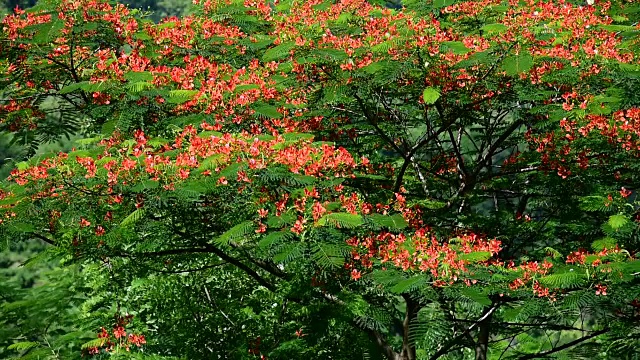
[2,0,640,359]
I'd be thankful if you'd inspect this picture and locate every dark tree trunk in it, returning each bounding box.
[398,294,420,360]
[371,295,421,360]
[474,308,493,360]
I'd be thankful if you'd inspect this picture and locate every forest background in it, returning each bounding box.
[0,0,187,357]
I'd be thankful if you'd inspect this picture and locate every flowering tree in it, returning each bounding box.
[2,0,640,359]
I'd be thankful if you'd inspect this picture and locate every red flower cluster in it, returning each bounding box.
[348,229,502,283]
[85,325,146,356]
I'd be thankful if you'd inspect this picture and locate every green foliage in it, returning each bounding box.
[316,213,364,229]
[214,220,255,245]
[422,87,441,105]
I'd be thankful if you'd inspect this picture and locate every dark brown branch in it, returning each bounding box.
[394,158,413,194]
[475,307,493,360]
[515,329,608,360]
[229,241,288,279]
[127,242,277,292]
[203,285,236,327]
[149,262,227,274]
[201,244,277,292]
[393,117,454,192]
[353,93,406,158]
[400,294,420,360]
[469,42,517,95]
[453,320,591,333]
[30,232,56,246]
[124,247,214,257]
[447,127,468,178]
[320,292,399,360]
[473,118,524,178]
[67,27,89,104]
[429,305,499,360]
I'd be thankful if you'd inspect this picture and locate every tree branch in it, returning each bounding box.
[319,291,399,360]
[429,304,499,360]
[473,118,524,179]
[149,262,228,274]
[126,239,277,292]
[30,232,56,246]
[401,294,420,360]
[229,241,289,279]
[353,93,406,158]
[515,329,608,360]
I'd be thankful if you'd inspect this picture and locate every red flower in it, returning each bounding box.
[178,168,190,179]
[255,222,266,233]
[620,187,632,198]
[350,269,361,280]
[312,201,326,221]
[595,284,607,296]
[290,217,306,235]
[128,333,146,347]
[122,158,137,170]
[113,326,126,339]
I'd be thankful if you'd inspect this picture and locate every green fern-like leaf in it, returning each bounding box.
[13,347,52,359]
[266,213,297,228]
[251,103,282,119]
[120,208,146,227]
[22,248,55,268]
[409,305,452,345]
[198,154,226,171]
[8,222,35,233]
[562,290,596,310]
[459,287,492,306]
[501,53,534,76]
[59,81,92,94]
[126,81,155,92]
[31,18,64,43]
[214,221,255,246]
[262,42,296,62]
[591,237,617,252]
[390,275,428,294]
[579,196,612,212]
[311,48,349,61]
[258,230,294,249]
[273,243,305,264]
[607,214,629,230]
[216,163,242,180]
[458,251,492,263]
[369,269,406,287]
[166,90,199,104]
[311,243,348,268]
[81,338,106,349]
[355,307,392,332]
[367,213,408,230]
[130,180,160,193]
[544,247,563,259]
[316,213,363,229]
[7,341,40,351]
[124,71,154,82]
[538,271,586,289]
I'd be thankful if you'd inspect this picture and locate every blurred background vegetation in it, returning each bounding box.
[0,2,196,356]
[0,0,192,21]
